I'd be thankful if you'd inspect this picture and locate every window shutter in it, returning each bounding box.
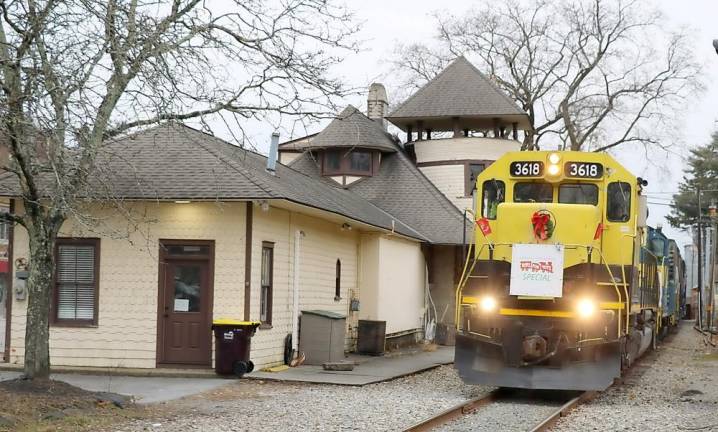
[57,244,96,321]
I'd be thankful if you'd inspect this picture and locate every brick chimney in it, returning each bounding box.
[367,83,388,131]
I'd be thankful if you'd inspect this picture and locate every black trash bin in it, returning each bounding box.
[212,319,260,377]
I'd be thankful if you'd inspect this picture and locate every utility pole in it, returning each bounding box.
[708,202,718,330]
[698,188,703,329]
[696,188,718,330]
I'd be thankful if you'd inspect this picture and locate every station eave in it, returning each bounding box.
[386,113,531,132]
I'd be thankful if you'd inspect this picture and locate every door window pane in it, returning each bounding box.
[559,184,598,205]
[514,182,553,203]
[165,245,210,256]
[173,265,201,312]
[481,180,505,219]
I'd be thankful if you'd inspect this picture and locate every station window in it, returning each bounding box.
[558,184,598,205]
[514,182,553,203]
[335,259,341,301]
[322,150,373,176]
[54,238,100,326]
[260,242,274,325]
[607,182,631,222]
[481,180,505,219]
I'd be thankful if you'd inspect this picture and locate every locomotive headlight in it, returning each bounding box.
[576,298,596,319]
[548,153,561,164]
[480,296,497,313]
[547,164,561,176]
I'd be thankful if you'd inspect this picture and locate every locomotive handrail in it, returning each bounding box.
[455,241,630,338]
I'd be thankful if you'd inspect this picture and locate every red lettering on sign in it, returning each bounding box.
[518,260,555,274]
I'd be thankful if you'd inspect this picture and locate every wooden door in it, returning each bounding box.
[157,242,213,366]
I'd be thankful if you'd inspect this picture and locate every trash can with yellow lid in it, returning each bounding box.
[211,319,260,377]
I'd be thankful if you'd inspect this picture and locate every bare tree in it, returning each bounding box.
[0,0,358,380]
[391,0,701,151]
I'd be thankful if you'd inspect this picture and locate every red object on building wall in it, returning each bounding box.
[0,259,9,273]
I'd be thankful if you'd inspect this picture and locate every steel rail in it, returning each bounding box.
[401,389,500,432]
[401,389,593,432]
[528,391,596,432]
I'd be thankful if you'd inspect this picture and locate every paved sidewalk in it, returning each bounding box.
[247,345,454,386]
[0,370,228,404]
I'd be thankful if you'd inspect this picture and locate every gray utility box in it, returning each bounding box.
[299,310,346,365]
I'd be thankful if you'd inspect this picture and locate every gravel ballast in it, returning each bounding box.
[434,390,568,432]
[107,365,492,432]
[105,322,715,432]
[554,322,718,432]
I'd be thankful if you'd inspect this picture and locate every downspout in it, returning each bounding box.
[243,202,253,321]
[291,230,305,360]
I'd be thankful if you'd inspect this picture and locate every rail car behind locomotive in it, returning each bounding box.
[455,150,664,391]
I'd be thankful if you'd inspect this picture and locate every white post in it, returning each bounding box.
[292,230,304,352]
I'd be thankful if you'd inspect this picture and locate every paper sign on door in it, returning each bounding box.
[174,298,190,312]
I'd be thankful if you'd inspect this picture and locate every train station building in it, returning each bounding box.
[1,57,529,371]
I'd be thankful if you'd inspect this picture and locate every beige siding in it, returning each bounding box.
[359,235,426,334]
[358,234,381,322]
[7,199,421,370]
[419,165,471,211]
[279,152,301,165]
[414,137,520,163]
[249,207,359,367]
[9,201,247,368]
[378,236,425,333]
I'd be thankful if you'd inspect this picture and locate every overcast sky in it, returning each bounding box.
[241,0,718,249]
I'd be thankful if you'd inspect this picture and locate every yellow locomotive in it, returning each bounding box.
[455,150,657,390]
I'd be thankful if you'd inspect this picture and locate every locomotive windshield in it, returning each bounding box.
[558,183,598,205]
[514,182,553,203]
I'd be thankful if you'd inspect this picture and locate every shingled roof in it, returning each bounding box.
[289,147,469,245]
[386,56,530,131]
[0,123,425,241]
[301,106,397,153]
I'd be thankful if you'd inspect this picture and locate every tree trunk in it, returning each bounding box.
[23,224,58,380]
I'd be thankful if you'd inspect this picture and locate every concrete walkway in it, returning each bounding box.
[247,345,454,386]
[0,370,228,404]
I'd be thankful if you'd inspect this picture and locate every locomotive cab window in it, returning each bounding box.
[607,182,631,222]
[482,180,505,219]
[514,182,553,203]
[650,238,666,258]
[558,184,598,205]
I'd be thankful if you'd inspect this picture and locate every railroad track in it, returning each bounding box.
[403,388,596,432]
